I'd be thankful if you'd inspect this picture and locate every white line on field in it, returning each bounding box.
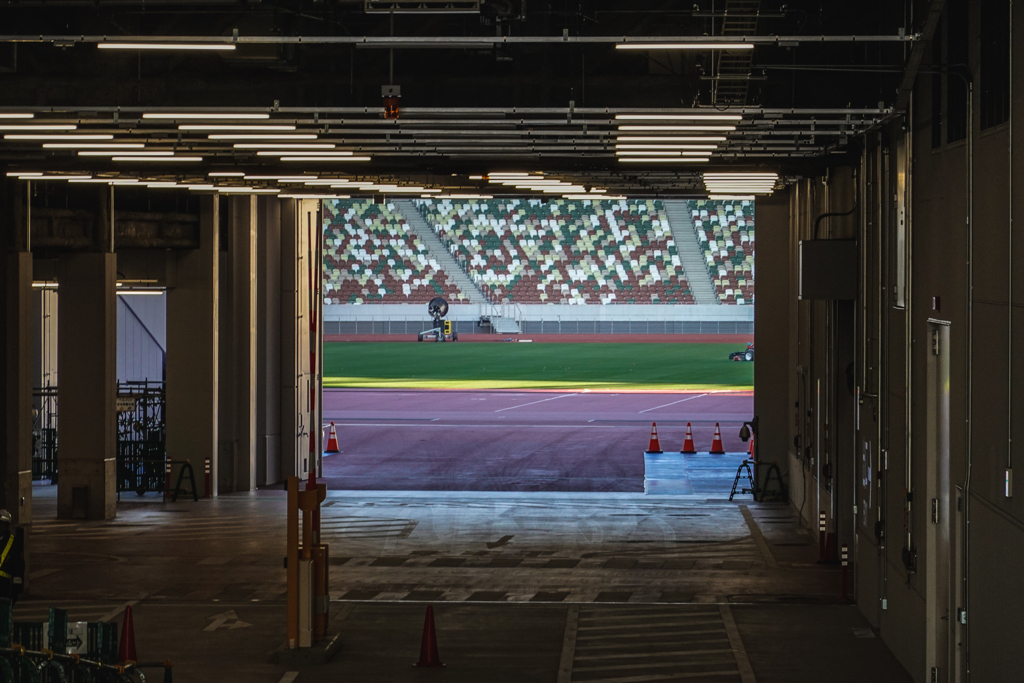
[638,393,708,414]
[494,393,578,412]
[278,673,299,683]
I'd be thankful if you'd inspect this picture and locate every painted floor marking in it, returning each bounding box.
[494,393,578,412]
[556,605,579,683]
[638,393,708,414]
[718,598,757,683]
[277,673,299,683]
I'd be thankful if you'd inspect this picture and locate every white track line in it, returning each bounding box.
[494,393,578,412]
[638,394,708,414]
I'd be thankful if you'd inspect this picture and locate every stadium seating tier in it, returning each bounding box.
[687,199,755,305]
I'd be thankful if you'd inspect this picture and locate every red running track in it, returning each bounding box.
[320,389,753,492]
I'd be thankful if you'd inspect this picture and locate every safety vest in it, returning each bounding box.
[0,534,14,579]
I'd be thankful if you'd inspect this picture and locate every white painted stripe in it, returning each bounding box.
[277,673,299,683]
[717,599,756,683]
[639,393,708,413]
[98,600,137,624]
[575,657,738,673]
[494,393,578,412]
[739,505,779,569]
[562,671,740,682]
[556,605,579,683]
[574,628,726,641]
[578,618,723,631]
[574,647,732,661]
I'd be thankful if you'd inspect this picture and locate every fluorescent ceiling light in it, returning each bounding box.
[44,143,146,149]
[0,114,34,119]
[468,176,484,180]
[242,178,317,183]
[6,172,42,176]
[234,143,336,149]
[117,290,165,295]
[79,150,174,156]
[0,125,77,131]
[111,156,203,161]
[616,42,753,50]
[615,151,711,156]
[184,184,216,189]
[281,194,351,199]
[564,195,626,200]
[255,151,353,157]
[615,144,718,150]
[8,135,112,143]
[208,134,318,140]
[68,177,119,183]
[144,113,269,119]
[98,42,236,51]
[280,156,371,161]
[435,194,493,199]
[618,157,710,163]
[616,136,727,142]
[615,114,741,121]
[214,187,281,194]
[618,125,735,132]
[144,182,182,187]
[180,125,295,131]
[208,172,245,177]
[708,195,756,200]
[23,175,92,180]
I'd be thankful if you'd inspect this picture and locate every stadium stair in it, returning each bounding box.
[664,200,720,305]
[396,199,489,304]
[490,316,521,334]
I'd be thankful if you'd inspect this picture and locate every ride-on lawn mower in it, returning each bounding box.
[729,342,754,362]
[418,296,459,342]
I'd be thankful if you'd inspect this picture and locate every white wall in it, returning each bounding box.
[117,292,166,383]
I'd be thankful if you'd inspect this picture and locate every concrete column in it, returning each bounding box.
[753,191,792,489]
[166,195,219,497]
[218,195,257,492]
[2,251,34,526]
[57,252,117,520]
[279,199,313,480]
[256,197,282,486]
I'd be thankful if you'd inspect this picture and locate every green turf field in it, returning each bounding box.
[322,342,753,391]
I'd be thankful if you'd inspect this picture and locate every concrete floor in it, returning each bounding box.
[19,483,913,682]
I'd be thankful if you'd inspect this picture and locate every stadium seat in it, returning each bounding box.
[322,200,465,305]
[414,198,695,304]
[687,199,755,305]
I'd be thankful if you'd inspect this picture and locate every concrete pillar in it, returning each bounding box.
[256,197,282,486]
[753,191,793,490]
[166,195,219,497]
[280,199,313,480]
[2,251,34,526]
[218,195,257,492]
[57,253,117,520]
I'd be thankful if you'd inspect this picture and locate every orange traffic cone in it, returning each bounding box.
[709,423,726,454]
[325,422,340,453]
[681,422,697,454]
[647,422,663,453]
[413,605,445,668]
[117,605,137,663]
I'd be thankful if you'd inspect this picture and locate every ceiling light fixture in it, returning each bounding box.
[44,143,146,149]
[79,150,174,156]
[615,136,728,142]
[0,113,33,119]
[0,125,78,131]
[111,156,203,162]
[280,194,351,199]
[180,125,296,131]
[618,125,736,132]
[144,113,269,120]
[615,114,741,121]
[5,134,114,140]
[618,157,710,163]
[255,151,353,157]
[615,42,753,50]
[615,144,718,150]
[234,143,336,149]
[614,151,711,156]
[279,156,371,161]
[208,134,318,140]
[708,195,756,200]
[98,42,236,51]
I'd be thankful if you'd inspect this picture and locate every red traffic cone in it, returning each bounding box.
[325,422,340,453]
[709,423,726,454]
[414,605,445,668]
[681,422,697,454]
[117,605,137,663]
[647,422,663,453]
[748,434,755,458]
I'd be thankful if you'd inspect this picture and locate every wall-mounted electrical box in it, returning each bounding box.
[799,239,858,300]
